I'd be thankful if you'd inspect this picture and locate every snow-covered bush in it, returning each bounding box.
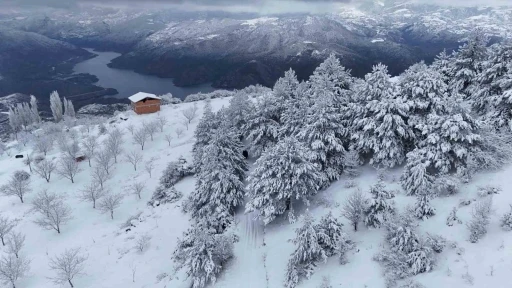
[285,213,327,288]
[477,185,501,198]
[315,212,352,260]
[433,176,459,197]
[500,205,512,231]
[446,207,462,226]
[425,234,447,253]
[414,194,435,220]
[468,127,512,174]
[364,181,395,228]
[147,186,183,207]
[184,90,234,103]
[318,276,333,288]
[172,225,235,288]
[342,189,367,231]
[159,93,182,105]
[159,157,194,189]
[467,197,493,243]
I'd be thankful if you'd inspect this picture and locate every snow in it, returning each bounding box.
[241,17,279,26]
[372,38,385,43]
[128,92,161,103]
[2,94,512,288]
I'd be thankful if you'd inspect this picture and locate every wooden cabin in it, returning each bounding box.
[128,92,162,115]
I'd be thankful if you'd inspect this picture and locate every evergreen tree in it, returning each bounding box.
[192,101,220,170]
[431,49,455,83]
[309,53,353,105]
[8,107,21,137]
[30,95,41,124]
[226,92,254,133]
[414,194,435,220]
[285,212,326,288]
[63,98,76,119]
[50,91,63,122]
[358,63,395,102]
[500,205,512,231]
[315,212,347,257]
[246,137,323,224]
[296,95,348,185]
[274,69,300,102]
[243,94,281,157]
[342,148,361,178]
[400,149,433,196]
[364,181,395,228]
[279,81,311,138]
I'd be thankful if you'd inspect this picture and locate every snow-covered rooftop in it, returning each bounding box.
[128,92,161,103]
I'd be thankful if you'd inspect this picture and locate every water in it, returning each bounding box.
[73,48,215,100]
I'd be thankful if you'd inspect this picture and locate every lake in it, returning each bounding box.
[73,48,215,100]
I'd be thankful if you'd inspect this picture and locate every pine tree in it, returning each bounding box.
[192,101,220,170]
[358,63,395,102]
[274,69,300,102]
[50,91,63,122]
[296,95,348,185]
[309,53,353,104]
[364,181,395,228]
[243,94,281,157]
[285,212,326,288]
[414,194,435,220]
[315,212,347,257]
[431,49,455,83]
[400,149,433,196]
[279,81,312,138]
[226,92,254,132]
[246,137,323,224]
[30,95,41,124]
[342,148,361,178]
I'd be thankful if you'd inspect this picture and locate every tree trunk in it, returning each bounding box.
[68,279,74,288]
[111,211,114,220]
[19,196,23,203]
[354,222,357,232]
[1,237,5,246]
[57,227,60,234]
[71,177,74,184]
[88,159,91,167]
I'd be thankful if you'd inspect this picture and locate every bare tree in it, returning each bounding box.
[105,128,123,163]
[133,128,148,151]
[95,150,114,175]
[17,132,31,147]
[182,119,190,131]
[131,182,144,200]
[81,135,98,167]
[31,189,63,218]
[6,232,25,259]
[57,156,82,184]
[145,158,156,178]
[23,154,32,173]
[34,198,72,234]
[1,171,31,203]
[164,134,173,146]
[135,233,151,252]
[49,248,87,288]
[175,127,184,138]
[91,166,111,189]
[181,104,198,124]
[98,192,123,220]
[468,197,494,243]
[34,136,53,156]
[34,159,57,183]
[78,182,107,209]
[126,124,135,135]
[0,216,16,246]
[156,115,168,132]
[143,121,158,141]
[62,141,80,159]
[0,254,29,288]
[342,189,367,231]
[125,150,143,171]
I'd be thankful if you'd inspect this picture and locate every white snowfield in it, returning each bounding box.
[1,98,512,288]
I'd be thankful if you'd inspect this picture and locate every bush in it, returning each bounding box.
[500,205,512,231]
[467,198,493,243]
[159,157,195,189]
[148,186,183,207]
[433,176,459,197]
[477,185,501,197]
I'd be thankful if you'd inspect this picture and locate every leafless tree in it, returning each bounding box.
[131,182,144,200]
[62,141,80,159]
[78,182,107,209]
[342,189,367,231]
[143,121,158,141]
[145,158,156,178]
[34,159,57,183]
[0,254,29,288]
[181,104,198,124]
[126,124,135,135]
[130,263,137,283]
[133,128,148,151]
[0,216,16,246]
[34,136,53,156]
[98,192,123,220]
[57,156,82,184]
[23,154,32,173]
[125,150,143,171]
[156,115,168,132]
[7,232,25,258]
[95,150,114,175]
[164,134,173,146]
[182,119,190,131]
[31,189,63,218]
[49,248,87,288]
[17,132,31,147]
[81,135,98,167]
[105,128,124,163]
[135,233,151,252]
[1,171,31,203]
[91,166,111,189]
[175,127,184,138]
[34,198,72,234]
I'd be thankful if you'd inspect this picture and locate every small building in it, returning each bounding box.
[128,92,162,115]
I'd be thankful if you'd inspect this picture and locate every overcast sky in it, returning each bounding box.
[2,0,511,13]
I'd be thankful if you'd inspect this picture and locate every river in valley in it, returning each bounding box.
[73,48,215,100]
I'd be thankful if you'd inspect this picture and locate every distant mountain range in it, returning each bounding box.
[1,1,511,91]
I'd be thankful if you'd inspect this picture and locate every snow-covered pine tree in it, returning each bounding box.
[400,149,433,196]
[414,194,435,220]
[243,93,281,157]
[364,181,395,228]
[63,98,76,119]
[226,91,254,133]
[351,95,414,168]
[450,30,488,98]
[8,107,21,137]
[274,69,300,102]
[431,49,455,83]
[309,53,353,105]
[358,63,395,102]
[29,95,41,124]
[342,148,361,178]
[49,91,63,122]
[173,224,234,288]
[296,95,348,185]
[192,101,220,170]
[279,81,312,138]
[246,137,323,224]
[315,212,350,259]
[285,212,327,288]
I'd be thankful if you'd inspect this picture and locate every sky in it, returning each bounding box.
[1,0,511,13]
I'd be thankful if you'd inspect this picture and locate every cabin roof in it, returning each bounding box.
[128,92,161,103]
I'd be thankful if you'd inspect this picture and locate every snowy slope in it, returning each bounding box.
[1,96,512,288]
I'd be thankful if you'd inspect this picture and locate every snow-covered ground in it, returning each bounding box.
[1,97,512,288]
